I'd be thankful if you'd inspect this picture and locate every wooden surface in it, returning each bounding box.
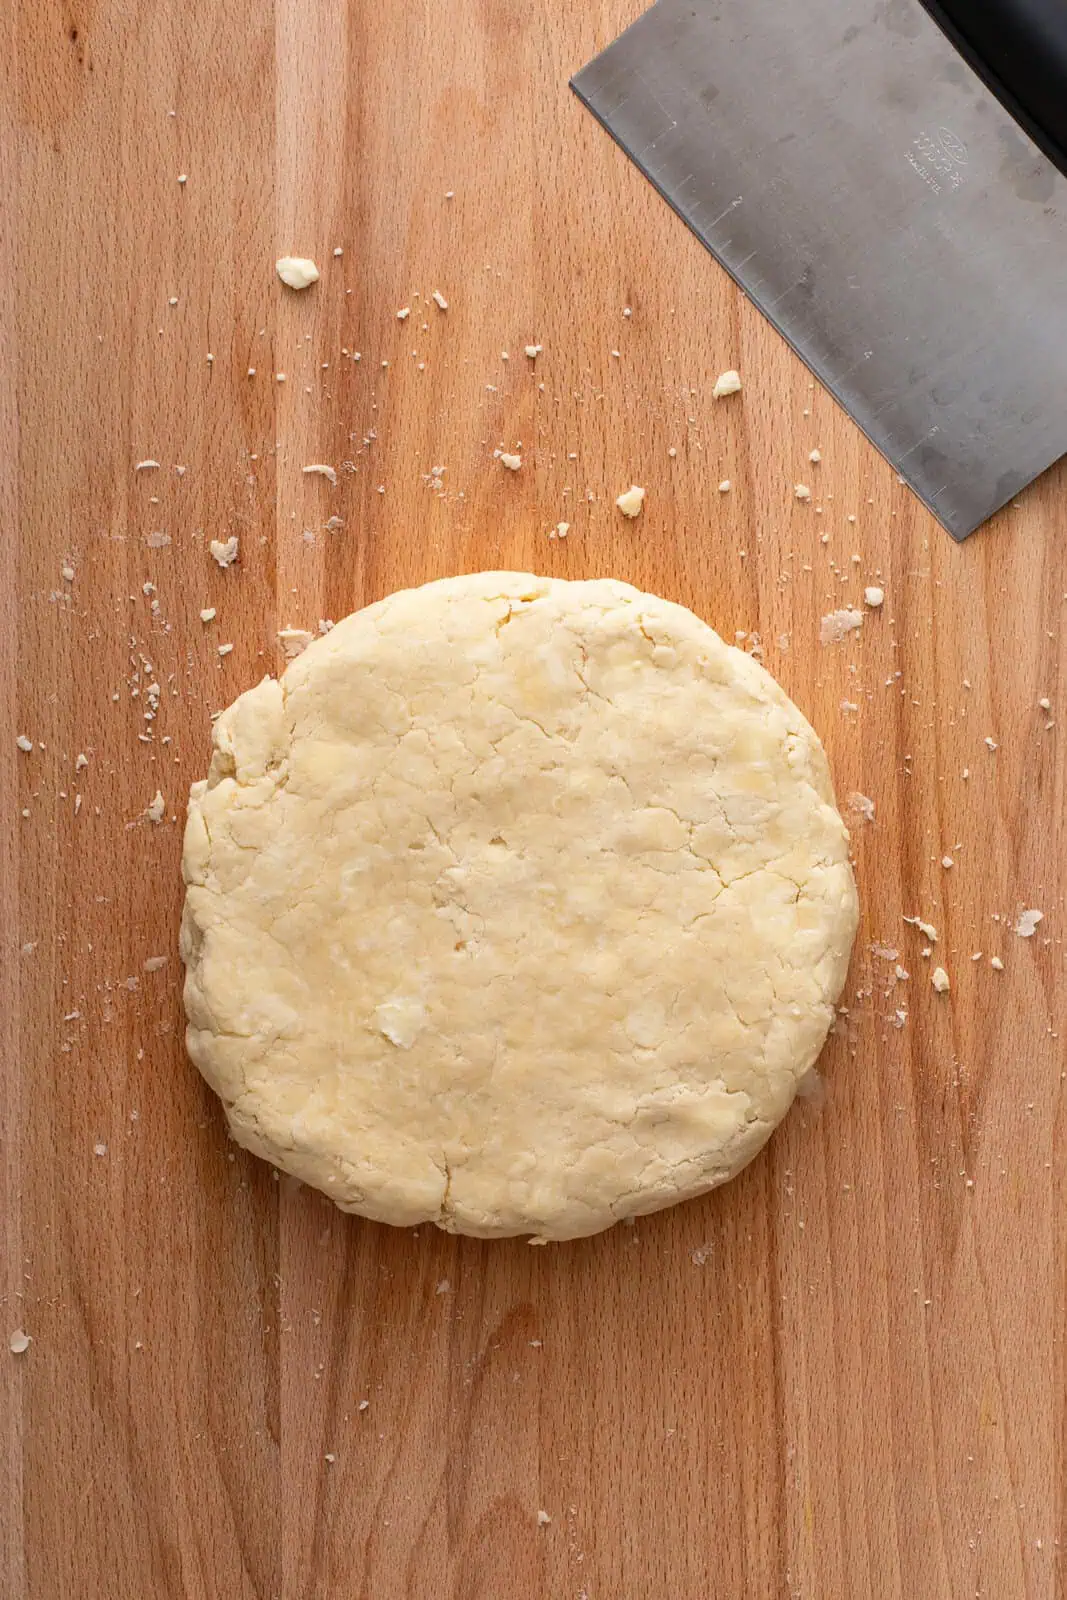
[4,4,1066,1597]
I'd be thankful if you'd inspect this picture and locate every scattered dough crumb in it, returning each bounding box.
[549,521,570,540]
[16,734,33,753]
[278,627,314,659]
[145,790,165,824]
[143,956,168,973]
[809,448,822,464]
[9,1330,30,1355]
[435,1278,451,1295]
[864,586,885,608]
[396,306,411,320]
[135,459,160,472]
[276,256,319,290]
[941,855,954,869]
[931,966,950,993]
[209,536,239,569]
[431,290,448,310]
[1015,908,1043,937]
[218,642,234,658]
[61,563,76,582]
[718,480,732,493]
[536,1511,552,1527]
[499,453,522,472]
[904,915,938,942]
[794,483,812,501]
[984,736,998,751]
[75,753,89,771]
[524,344,543,359]
[712,369,742,398]
[200,607,217,623]
[302,463,338,485]
[820,608,863,645]
[990,956,1004,971]
[616,484,646,518]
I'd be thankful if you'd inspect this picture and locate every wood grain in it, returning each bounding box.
[3,2,1065,1596]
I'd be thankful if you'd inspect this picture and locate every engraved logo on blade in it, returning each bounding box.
[905,127,967,195]
[938,127,967,165]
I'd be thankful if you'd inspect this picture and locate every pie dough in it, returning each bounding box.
[181,573,857,1240]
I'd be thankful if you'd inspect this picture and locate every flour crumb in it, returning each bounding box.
[8,1330,30,1355]
[435,1278,451,1295]
[209,536,239,569]
[499,452,522,472]
[431,290,448,310]
[276,256,319,290]
[217,642,234,658]
[990,956,1004,971]
[302,463,338,485]
[984,736,998,751]
[616,484,646,518]
[941,855,954,869]
[809,448,822,464]
[61,562,76,582]
[134,459,160,473]
[549,521,570,540]
[904,915,938,942]
[16,734,33,753]
[75,752,89,771]
[358,1399,370,1412]
[145,790,165,824]
[864,586,885,608]
[143,956,168,973]
[718,479,732,493]
[820,607,863,645]
[712,369,742,398]
[396,306,411,320]
[536,1510,552,1527]
[848,792,876,823]
[278,627,314,659]
[931,966,950,994]
[794,483,812,501]
[200,607,216,623]
[524,344,543,359]
[1015,908,1043,938]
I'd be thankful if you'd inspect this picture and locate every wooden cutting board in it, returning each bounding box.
[3,4,1065,1596]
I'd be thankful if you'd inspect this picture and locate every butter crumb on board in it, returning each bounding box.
[276,256,319,289]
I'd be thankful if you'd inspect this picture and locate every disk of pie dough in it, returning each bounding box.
[181,573,858,1240]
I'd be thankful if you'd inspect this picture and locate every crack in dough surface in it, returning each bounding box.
[180,573,858,1240]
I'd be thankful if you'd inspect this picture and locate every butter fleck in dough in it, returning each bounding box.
[181,573,858,1241]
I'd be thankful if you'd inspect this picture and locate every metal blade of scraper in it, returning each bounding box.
[572,0,1067,539]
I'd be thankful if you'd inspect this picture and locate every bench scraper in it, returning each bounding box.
[572,0,1067,539]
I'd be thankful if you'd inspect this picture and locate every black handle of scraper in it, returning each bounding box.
[921,0,1067,177]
